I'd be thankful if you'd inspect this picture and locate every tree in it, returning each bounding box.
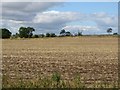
[45,33,56,37]
[65,31,72,36]
[33,34,39,38]
[60,29,66,36]
[50,33,56,37]
[46,33,51,37]
[15,33,19,38]
[107,28,112,35]
[19,27,27,38]
[27,27,35,38]
[39,34,45,38]
[19,27,35,38]
[77,31,83,36]
[11,33,19,39]
[113,33,118,35]
[0,28,12,39]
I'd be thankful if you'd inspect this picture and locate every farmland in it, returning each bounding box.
[2,36,118,88]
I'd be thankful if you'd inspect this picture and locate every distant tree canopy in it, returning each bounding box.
[46,33,56,37]
[46,33,51,37]
[33,34,39,38]
[107,28,112,34]
[0,28,12,39]
[60,29,72,36]
[50,33,56,37]
[39,34,45,38]
[77,31,83,36]
[1,26,118,39]
[113,33,118,35]
[60,29,66,35]
[65,31,72,36]
[19,27,35,38]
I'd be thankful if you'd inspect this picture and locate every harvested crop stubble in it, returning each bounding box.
[2,36,118,88]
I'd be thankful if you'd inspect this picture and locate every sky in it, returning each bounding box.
[1,2,118,35]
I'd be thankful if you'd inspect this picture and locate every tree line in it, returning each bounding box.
[0,27,118,39]
[0,27,83,39]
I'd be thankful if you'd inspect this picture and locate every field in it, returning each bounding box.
[2,36,118,88]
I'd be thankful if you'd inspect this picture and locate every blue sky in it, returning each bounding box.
[48,2,118,34]
[1,2,118,35]
[49,2,118,14]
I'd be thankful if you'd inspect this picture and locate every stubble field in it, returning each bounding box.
[2,36,118,88]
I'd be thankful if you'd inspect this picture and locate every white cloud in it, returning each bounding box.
[1,19,26,34]
[91,12,117,28]
[2,2,62,20]
[31,10,85,34]
[32,11,117,34]
[63,25,100,31]
[62,25,100,34]
[1,2,118,34]
[33,11,84,24]
[89,12,118,33]
[8,20,26,24]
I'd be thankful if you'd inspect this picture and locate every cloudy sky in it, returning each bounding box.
[1,2,118,35]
